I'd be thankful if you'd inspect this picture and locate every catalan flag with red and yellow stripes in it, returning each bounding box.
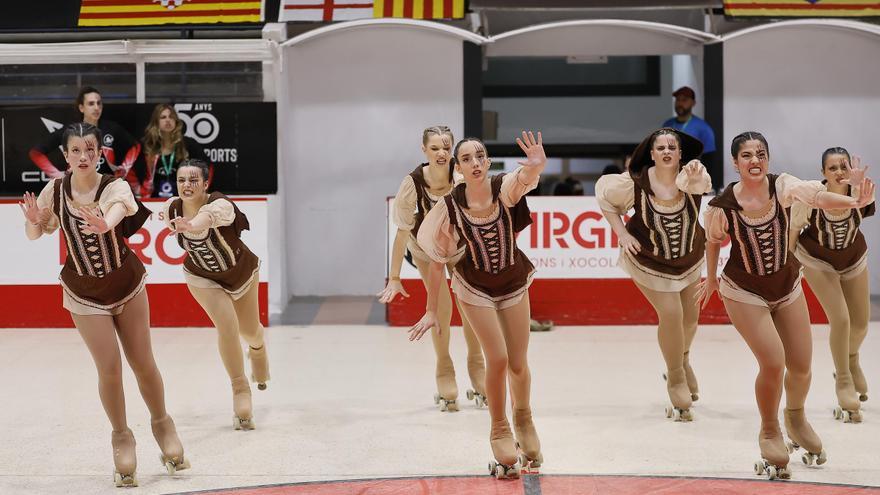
[725,0,880,17]
[78,0,263,27]
[373,0,465,19]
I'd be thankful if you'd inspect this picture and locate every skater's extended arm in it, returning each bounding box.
[596,170,639,257]
[696,207,726,309]
[408,261,444,341]
[21,181,59,240]
[377,229,411,303]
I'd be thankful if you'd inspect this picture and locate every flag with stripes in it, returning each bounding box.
[725,0,880,16]
[78,0,264,27]
[373,0,465,19]
[280,0,374,21]
[279,0,464,21]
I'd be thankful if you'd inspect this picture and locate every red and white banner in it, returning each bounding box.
[0,197,269,328]
[385,195,829,326]
[279,0,374,21]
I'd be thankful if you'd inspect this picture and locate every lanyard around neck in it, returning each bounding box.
[159,151,176,176]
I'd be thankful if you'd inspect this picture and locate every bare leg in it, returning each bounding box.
[803,266,860,414]
[458,301,518,471]
[231,278,270,388]
[188,285,245,379]
[723,297,790,470]
[415,257,457,408]
[72,313,127,431]
[635,281,691,413]
[680,281,701,400]
[449,262,486,403]
[842,269,871,401]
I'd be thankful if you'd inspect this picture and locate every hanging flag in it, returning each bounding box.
[279,0,464,21]
[725,0,880,17]
[78,0,264,27]
[373,0,465,19]
[279,0,375,21]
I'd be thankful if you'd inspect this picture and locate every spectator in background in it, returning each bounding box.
[139,103,212,198]
[662,86,719,191]
[552,176,584,196]
[29,86,141,185]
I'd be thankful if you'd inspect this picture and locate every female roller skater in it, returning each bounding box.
[597,128,711,421]
[410,131,546,479]
[20,123,189,487]
[378,125,486,411]
[790,148,874,423]
[697,131,874,480]
[164,159,270,430]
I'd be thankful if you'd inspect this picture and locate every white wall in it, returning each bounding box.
[724,24,880,295]
[281,26,466,296]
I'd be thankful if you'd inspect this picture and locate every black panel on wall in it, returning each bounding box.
[703,42,724,192]
[463,41,483,140]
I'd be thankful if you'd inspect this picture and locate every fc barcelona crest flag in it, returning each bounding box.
[725,0,880,17]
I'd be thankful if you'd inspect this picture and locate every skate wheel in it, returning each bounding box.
[446,400,459,412]
[164,461,176,476]
[673,409,682,421]
[786,441,798,454]
[488,461,496,476]
[665,406,673,419]
[843,410,852,423]
[801,453,813,466]
[754,461,764,475]
[467,389,475,401]
[114,470,138,487]
[434,393,441,405]
[766,465,777,480]
[833,407,842,420]
[816,450,827,466]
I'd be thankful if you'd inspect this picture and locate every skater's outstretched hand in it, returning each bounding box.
[78,206,110,235]
[683,159,704,182]
[516,131,546,169]
[169,216,194,234]
[841,155,868,186]
[409,311,439,341]
[695,277,719,310]
[377,279,410,304]
[19,191,51,226]
[618,231,640,257]
[855,178,875,209]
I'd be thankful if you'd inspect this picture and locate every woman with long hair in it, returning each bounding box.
[140,103,211,198]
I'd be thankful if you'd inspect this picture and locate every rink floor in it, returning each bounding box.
[1,322,879,494]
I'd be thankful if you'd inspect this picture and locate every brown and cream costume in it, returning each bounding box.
[596,167,712,292]
[418,167,537,310]
[163,193,259,300]
[705,173,824,310]
[35,174,147,316]
[791,183,875,281]
[392,164,465,264]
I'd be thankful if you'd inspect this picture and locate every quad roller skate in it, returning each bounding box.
[754,423,791,481]
[151,415,191,475]
[488,419,521,480]
[851,353,869,402]
[232,375,255,430]
[466,353,487,408]
[832,372,862,423]
[784,408,827,467]
[662,367,694,421]
[513,407,543,473]
[434,360,459,412]
[111,428,138,488]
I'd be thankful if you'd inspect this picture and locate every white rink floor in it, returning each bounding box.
[0,322,878,495]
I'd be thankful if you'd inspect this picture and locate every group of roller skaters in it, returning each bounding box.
[386,125,874,481]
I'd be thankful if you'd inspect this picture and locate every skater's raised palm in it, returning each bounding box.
[409,311,439,341]
[683,159,705,185]
[170,216,195,234]
[377,279,410,304]
[19,191,51,226]
[78,206,110,235]
[855,178,875,209]
[842,156,868,186]
[515,131,546,169]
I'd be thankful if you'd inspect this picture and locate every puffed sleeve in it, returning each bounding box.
[161,198,175,230]
[98,179,138,217]
[391,176,417,231]
[35,179,60,234]
[499,166,540,207]
[776,173,823,209]
[416,199,460,264]
[596,172,635,215]
[199,198,236,228]
[703,206,729,243]
[675,163,713,195]
[789,199,814,235]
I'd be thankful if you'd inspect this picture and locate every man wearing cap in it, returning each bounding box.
[662,86,719,191]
